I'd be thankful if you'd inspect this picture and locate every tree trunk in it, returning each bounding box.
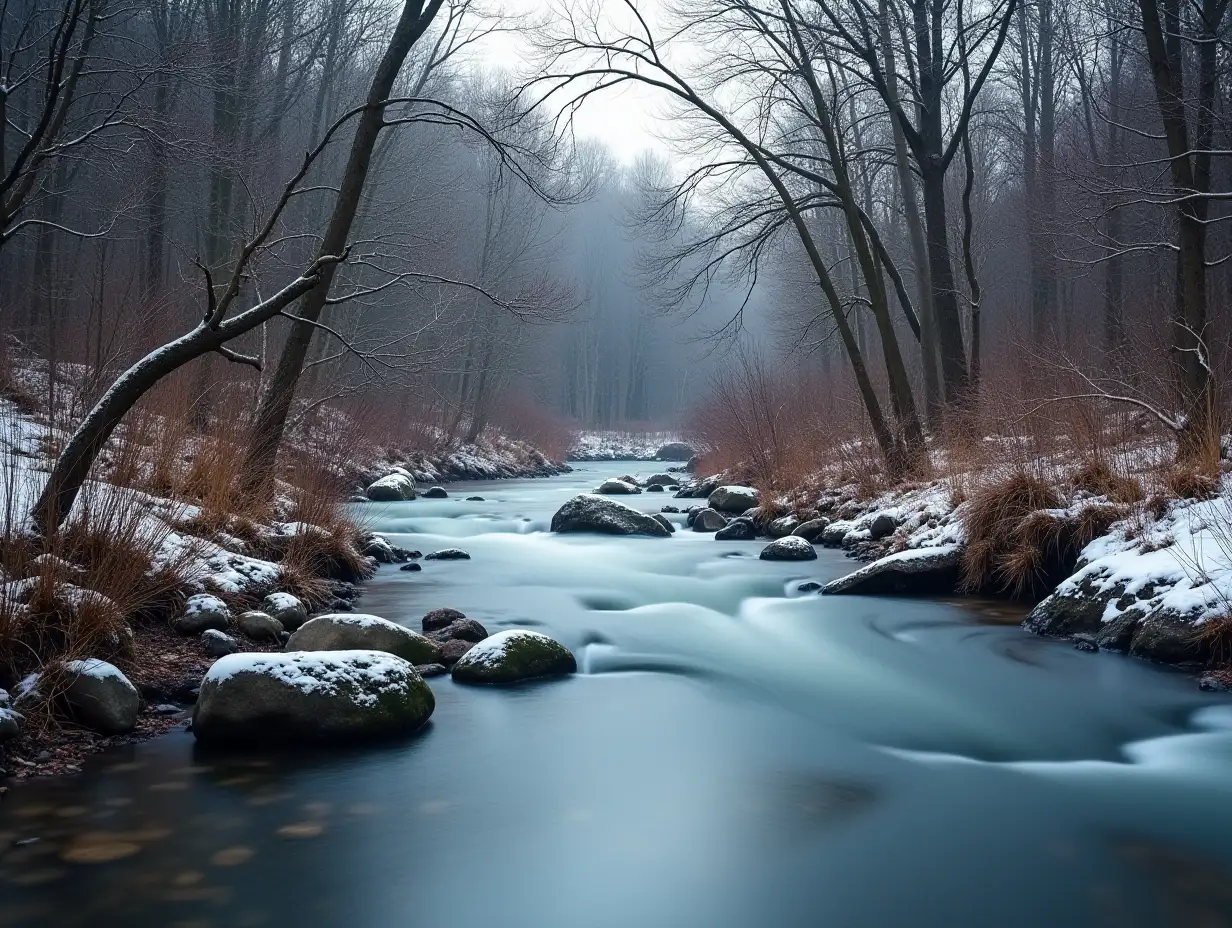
[238,0,446,496]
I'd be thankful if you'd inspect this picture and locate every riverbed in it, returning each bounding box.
[2,461,1231,926]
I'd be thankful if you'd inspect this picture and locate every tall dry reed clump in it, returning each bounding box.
[959,467,1129,599]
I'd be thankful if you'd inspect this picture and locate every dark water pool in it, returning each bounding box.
[3,461,1232,927]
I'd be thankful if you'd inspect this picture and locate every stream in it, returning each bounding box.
[2,461,1232,926]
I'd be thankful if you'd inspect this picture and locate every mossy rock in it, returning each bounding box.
[451,630,577,685]
[285,613,440,664]
[193,650,434,745]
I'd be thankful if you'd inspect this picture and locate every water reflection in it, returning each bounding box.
[2,462,1232,926]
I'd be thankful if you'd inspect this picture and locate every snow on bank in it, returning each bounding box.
[1049,493,1232,627]
[568,430,691,461]
[358,432,569,485]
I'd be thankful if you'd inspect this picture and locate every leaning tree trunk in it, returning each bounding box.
[238,0,446,497]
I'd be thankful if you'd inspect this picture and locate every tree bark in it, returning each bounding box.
[238,0,446,496]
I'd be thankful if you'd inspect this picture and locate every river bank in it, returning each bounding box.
[672,459,1232,689]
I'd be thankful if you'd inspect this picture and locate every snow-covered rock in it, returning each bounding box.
[868,513,898,540]
[1024,496,1232,665]
[262,592,308,631]
[422,486,448,499]
[61,659,140,735]
[759,536,818,561]
[645,473,676,487]
[203,629,239,657]
[595,478,642,495]
[715,518,756,541]
[768,515,800,538]
[451,630,576,685]
[174,593,230,636]
[691,508,728,532]
[569,431,683,461]
[424,548,471,561]
[192,650,435,744]
[0,706,21,741]
[285,613,441,665]
[708,485,760,514]
[550,494,671,538]
[235,610,283,642]
[792,518,830,542]
[365,472,416,502]
[823,544,963,596]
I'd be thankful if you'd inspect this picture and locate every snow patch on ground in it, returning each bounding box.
[1056,493,1232,626]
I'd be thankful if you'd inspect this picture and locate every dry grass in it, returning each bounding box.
[1,462,201,724]
[1161,463,1220,501]
[1070,458,1144,504]
[1192,615,1232,668]
[958,468,1127,599]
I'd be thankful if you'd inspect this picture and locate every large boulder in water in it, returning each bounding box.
[645,473,676,487]
[767,515,800,538]
[285,613,441,664]
[759,536,817,561]
[654,442,696,461]
[451,630,577,685]
[60,659,139,735]
[823,544,962,596]
[708,485,760,514]
[691,508,728,532]
[595,478,641,495]
[193,651,434,745]
[715,518,756,541]
[366,472,416,502]
[550,494,671,537]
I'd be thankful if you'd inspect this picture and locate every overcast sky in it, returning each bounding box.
[475,1,672,164]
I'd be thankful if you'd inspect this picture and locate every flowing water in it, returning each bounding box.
[3,461,1232,927]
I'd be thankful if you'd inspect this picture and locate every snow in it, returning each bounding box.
[0,688,9,708]
[369,473,414,494]
[1051,493,1232,626]
[205,650,414,706]
[458,629,552,667]
[569,431,687,461]
[64,658,136,691]
[184,592,229,617]
[263,592,302,612]
[304,613,401,631]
